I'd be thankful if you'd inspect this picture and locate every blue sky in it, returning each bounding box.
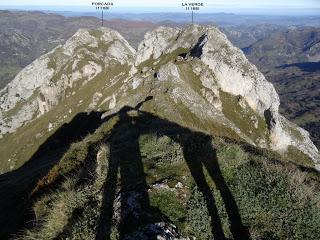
[1,0,319,14]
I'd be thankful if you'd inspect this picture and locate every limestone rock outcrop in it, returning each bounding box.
[0,27,135,136]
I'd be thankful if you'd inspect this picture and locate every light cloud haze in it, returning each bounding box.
[1,0,319,8]
[0,0,319,15]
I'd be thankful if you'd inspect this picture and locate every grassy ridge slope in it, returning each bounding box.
[1,105,319,239]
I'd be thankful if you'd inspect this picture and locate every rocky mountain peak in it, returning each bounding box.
[137,24,279,114]
[132,25,319,168]
[135,24,208,65]
[64,27,136,55]
[0,25,319,173]
[0,27,135,140]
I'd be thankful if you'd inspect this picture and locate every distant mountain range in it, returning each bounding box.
[43,11,320,26]
[243,27,320,69]
[242,27,320,148]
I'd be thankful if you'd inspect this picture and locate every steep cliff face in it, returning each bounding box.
[132,25,320,169]
[0,25,319,173]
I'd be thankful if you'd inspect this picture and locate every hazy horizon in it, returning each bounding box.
[0,0,320,16]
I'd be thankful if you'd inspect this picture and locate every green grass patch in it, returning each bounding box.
[284,145,315,168]
[89,29,103,39]
[149,190,187,231]
[220,90,269,145]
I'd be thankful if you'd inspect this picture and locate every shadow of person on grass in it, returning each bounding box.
[96,97,250,240]
[96,99,167,240]
[0,97,250,240]
[177,134,250,240]
[0,111,105,239]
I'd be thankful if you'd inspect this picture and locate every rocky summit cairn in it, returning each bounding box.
[0,25,319,173]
